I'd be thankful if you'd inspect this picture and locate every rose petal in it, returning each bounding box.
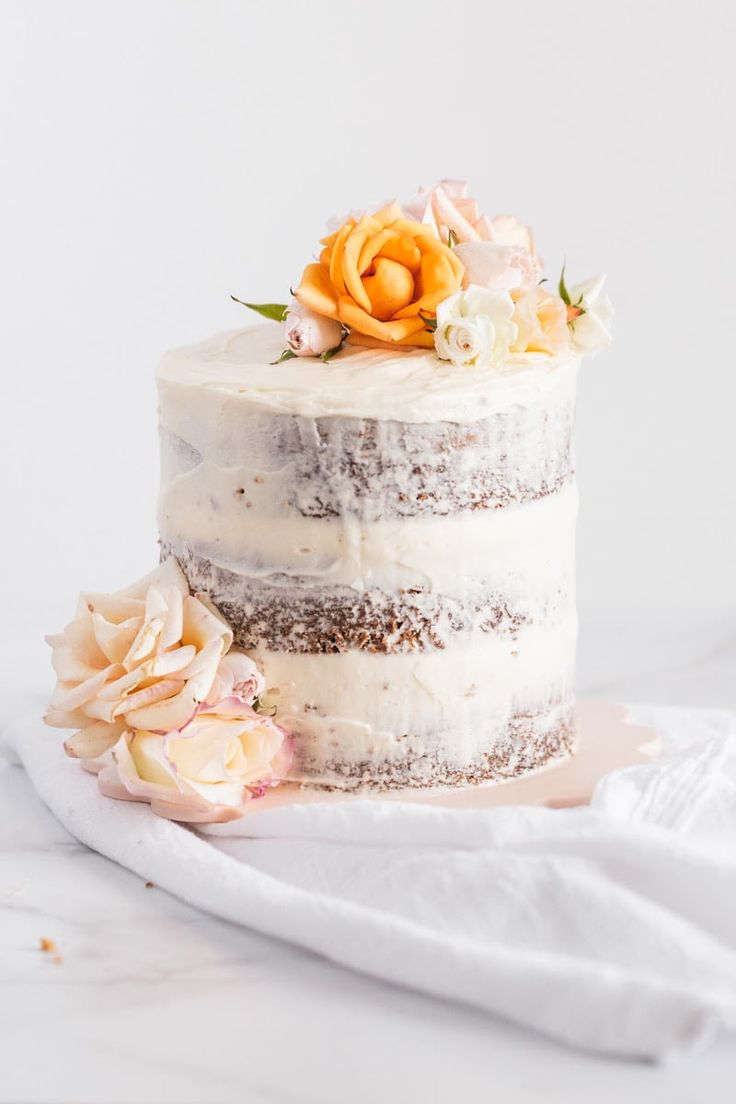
[431,185,481,243]
[91,613,142,664]
[182,594,232,654]
[112,677,184,719]
[49,665,122,713]
[64,718,127,760]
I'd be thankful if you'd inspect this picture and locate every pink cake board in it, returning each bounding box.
[240,701,662,817]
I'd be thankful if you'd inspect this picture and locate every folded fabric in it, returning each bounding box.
[6,703,736,1061]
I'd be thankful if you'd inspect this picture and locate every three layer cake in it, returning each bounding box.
[158,323,579,789]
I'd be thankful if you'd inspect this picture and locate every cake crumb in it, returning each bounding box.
[144,880,155,889]
[39,937,56,953]
[51,955,63,965]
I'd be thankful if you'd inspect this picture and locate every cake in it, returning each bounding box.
[158,323,580,790]
[46,179,612,819]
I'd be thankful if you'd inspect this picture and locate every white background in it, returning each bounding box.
[2,4,736,1100]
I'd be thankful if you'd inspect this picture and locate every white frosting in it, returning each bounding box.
[160,481,577,597]
[158,324,579,424]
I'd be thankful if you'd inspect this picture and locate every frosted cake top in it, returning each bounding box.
[158,324,580,424]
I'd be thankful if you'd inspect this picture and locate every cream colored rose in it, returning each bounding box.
[97,698,292,823]
[45,558,234,760]
[484,214,537,255]
[511,287,571,356]
[434,286,517,369]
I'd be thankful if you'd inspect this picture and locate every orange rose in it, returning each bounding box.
[295,201,464,348]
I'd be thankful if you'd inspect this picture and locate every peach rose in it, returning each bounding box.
[97,697,292,823]
[45,559,234,760]
[511,287,571,356]
[295,201,464,348]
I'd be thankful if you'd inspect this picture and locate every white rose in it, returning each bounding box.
[284,300,343,357]
[567,274,614,354]
[434,286,517,369]
[454,241,540,293]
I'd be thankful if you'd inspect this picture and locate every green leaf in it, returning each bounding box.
[319,345,341,362]
[558,265,571,306]
[319,325,350,361]
[270,348,297,364]
[231,296,289,322]
[419,311,437,332]
[447,229,459,249]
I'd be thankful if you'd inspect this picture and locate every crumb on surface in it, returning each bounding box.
[39,937,56,953]
[144,880,155,889]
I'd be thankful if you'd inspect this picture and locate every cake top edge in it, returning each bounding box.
[157,323,580,423]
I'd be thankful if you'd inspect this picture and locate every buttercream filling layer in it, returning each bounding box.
[160,483,577,594]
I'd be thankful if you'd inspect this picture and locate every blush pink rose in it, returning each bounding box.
[453,241,540,293]
[403,181,542,292]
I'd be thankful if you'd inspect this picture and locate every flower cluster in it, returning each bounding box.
[45,559,291,823]
[234,179,612,369]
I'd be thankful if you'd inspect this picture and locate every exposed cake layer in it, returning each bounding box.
[160,408,573,522]
[291,704,576,792]
[161,541,571,652]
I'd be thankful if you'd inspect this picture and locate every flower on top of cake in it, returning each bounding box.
[232,179,612,369]
[45,559,291,823]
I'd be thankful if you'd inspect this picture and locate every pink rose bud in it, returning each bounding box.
[285,301,343,357]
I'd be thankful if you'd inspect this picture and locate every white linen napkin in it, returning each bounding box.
[6,703,736,1061]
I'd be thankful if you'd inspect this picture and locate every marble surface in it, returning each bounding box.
[2,605,736,1104]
